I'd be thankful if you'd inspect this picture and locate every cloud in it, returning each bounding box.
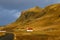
[0,0,60,10]
[13,11,21,18]
[55,0,60,3]
[0,7,20,25]
[0,0,36,10]
[0,0,54,10]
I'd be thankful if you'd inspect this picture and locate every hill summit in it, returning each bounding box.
[16,6,43,22]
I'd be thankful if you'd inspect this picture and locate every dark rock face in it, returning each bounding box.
[0,33,14,40]
[16,6,43,22]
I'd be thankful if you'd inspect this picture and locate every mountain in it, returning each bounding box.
[1,6,44,31]
[1,4,60,40]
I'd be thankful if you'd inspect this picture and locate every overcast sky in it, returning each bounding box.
[0,0,60,26]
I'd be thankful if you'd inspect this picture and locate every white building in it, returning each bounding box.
[26,27,33,32]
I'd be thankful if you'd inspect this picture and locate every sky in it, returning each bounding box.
[0,0,60,26]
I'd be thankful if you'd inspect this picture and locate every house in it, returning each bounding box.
[26,27,33,32]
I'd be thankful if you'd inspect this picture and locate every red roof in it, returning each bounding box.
[27,27,33,30]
